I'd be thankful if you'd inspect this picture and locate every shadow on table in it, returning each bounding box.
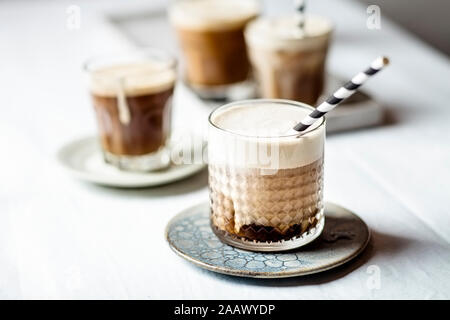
[80,167,208,198]
[195,230,413,287]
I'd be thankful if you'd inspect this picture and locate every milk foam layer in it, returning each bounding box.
[169,0,260,31]
[245,15,333,51]
[208,101,325,169]
[89,61,176,97]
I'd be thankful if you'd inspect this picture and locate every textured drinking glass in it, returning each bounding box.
[208,99,325,251]
[84,48,176,171]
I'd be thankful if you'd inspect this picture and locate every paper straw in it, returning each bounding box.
[293,0,306,32]
[116,77,131,125]
[293,56,390,133]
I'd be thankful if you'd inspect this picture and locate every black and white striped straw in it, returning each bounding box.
[293,56,390,133]
[294,0,306,31]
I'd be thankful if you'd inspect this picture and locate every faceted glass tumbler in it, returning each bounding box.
[208,99,325,252]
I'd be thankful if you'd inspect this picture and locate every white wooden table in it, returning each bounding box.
[0,0,449,299]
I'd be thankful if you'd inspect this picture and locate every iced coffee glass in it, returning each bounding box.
[208,99,325,251]
[245,15,333,105]
[84,48,176,171]
[169,0,260,99]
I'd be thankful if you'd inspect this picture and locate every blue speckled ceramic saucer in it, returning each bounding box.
[166,202,370,278]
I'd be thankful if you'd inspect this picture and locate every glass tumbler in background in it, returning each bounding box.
[84,48,177,171]
[245,15,333,105]
[168,0,260,99]
[208,99,326,251]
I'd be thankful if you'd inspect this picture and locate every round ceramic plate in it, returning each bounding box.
[166,202,370,278]
[56,135,206,188]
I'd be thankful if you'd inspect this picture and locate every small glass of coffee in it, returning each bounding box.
[84,48,176,171]
[208,99,325,251]
[169,0,260,99]
[245,15,333,105]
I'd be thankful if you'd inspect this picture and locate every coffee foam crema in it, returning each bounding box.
[245,15,333,51]
[208,102,325,170]
[169,0,260,31]
[89,61,176,97]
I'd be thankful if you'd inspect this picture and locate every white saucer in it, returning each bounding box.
[57,136,206,188]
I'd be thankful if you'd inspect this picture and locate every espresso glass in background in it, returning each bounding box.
[245,15,333,105]
[84,49,177,171]
[169,0,260,98]
[208,99,326,251]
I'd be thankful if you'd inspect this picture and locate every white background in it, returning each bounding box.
[0,0,449,299]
